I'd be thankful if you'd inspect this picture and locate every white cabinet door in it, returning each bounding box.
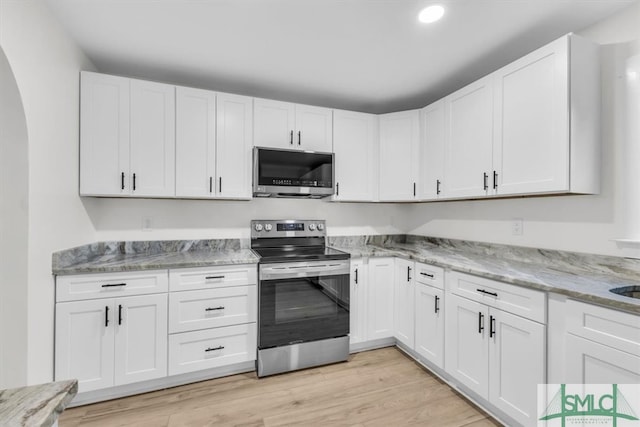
[216,92,253,199]
[55,299,115,393]
[445,293,489,399]
[175,86,216,198]
[130,79,175,197]
[565,334,640,384]
[80,72,130,196]
[419,100,446,200]
[444,76,493,199]
[349,259,367,345]
[379,110,420,201]
[333,110,377,201]
[489,309,545,427]
[394,258,415,349]
[493,36,569,196]
[114,293,168,386]
[367,257,395,340]
[415,283,444,368]
[253,98,295,149]
[295,104,332,152]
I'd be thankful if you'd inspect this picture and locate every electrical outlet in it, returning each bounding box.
[512,218,523,236]
[142,216,153,232]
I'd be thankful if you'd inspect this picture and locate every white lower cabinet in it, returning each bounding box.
[445,273,546,427]
[55,292,168,393]
[367,257,395,340]
[167,264,257,376]
[349,259,367,345]
[414,282,445,368]
[394,258,415,348]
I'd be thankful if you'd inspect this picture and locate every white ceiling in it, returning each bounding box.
[45,0,636,113]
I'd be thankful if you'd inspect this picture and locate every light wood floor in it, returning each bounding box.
[60,347,501,426]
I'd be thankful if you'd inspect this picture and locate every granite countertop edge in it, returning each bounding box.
[0,379,78,427]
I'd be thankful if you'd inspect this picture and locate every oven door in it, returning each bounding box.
[258,260,349,349]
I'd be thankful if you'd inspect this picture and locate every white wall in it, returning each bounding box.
[0,45,29,389]
[0,0,96,384]
[404,2,640,258]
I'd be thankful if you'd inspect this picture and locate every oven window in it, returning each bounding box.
[259,273,349,349]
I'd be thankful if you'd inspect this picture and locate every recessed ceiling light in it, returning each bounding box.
[418,5,445,24]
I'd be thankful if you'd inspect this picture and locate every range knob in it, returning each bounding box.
[308,223,317,231]
[317,223,325,231]
[264,224,273,232]
[254,223,263,232]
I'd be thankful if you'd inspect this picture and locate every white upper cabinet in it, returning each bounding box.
[379,110,420,201]
[444,75,494,199]
[216,93,253,199]
[333,110,378,201]
[175,86,216,198]
[129,79,176,197]
[80,72,130,196]
[493,33,599,196]
[418,100,446,200]
[254,98,332,152]
[80,72,175,198]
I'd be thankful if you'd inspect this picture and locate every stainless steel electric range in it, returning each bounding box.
[251,219,351,377]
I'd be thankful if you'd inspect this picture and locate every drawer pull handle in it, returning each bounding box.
[205,306,225,311]
[205,275,225,280]
[205,346,224,352]
[420,272,435,278]
[476,288,498,297]
[102,283,127,288]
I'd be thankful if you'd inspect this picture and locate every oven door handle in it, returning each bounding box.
[260,262,350,280]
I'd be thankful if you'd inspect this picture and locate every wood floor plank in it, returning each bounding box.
[60,347,501,427]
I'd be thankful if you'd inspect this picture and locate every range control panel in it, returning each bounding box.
[251,219,326,239]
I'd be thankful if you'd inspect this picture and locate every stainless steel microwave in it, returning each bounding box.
[253,147,334,198]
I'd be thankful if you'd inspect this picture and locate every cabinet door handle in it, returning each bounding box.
[290,130,294,145]
[413,182,416,197]
[354,268,358,284]
[407,266,412,282]
[205,306,225,311]
[493,171,498,190]
[205,345,224,352]
[420,272,435,278]
[133,173,137,191]
[489,315,496,338]
[209,177,213,193]
[205,275,225,280]
[298,131,301,145]
[118,304,123,325]
[476,288,498,297]
[121,172,125,190]
[101,283,127,288]
[483,172,488,191]
[336,182,339,196]
[105,306,110,327]
[219,177,222,193]
[434,295,440,314]
[478,312,484,334]
[436,179,441,195]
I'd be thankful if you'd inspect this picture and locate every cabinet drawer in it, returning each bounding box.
[168,323,257,376]
[169,286,257,334]
[415,262,444,289]
[447,271,546,323]
[169,265,257,292]
[56,270,169,302]
[566,299,640,356]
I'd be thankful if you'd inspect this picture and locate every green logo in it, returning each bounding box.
[539,384,639,426]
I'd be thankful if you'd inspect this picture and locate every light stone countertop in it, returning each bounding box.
[330,235,640,315]
[0,380,77,427]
